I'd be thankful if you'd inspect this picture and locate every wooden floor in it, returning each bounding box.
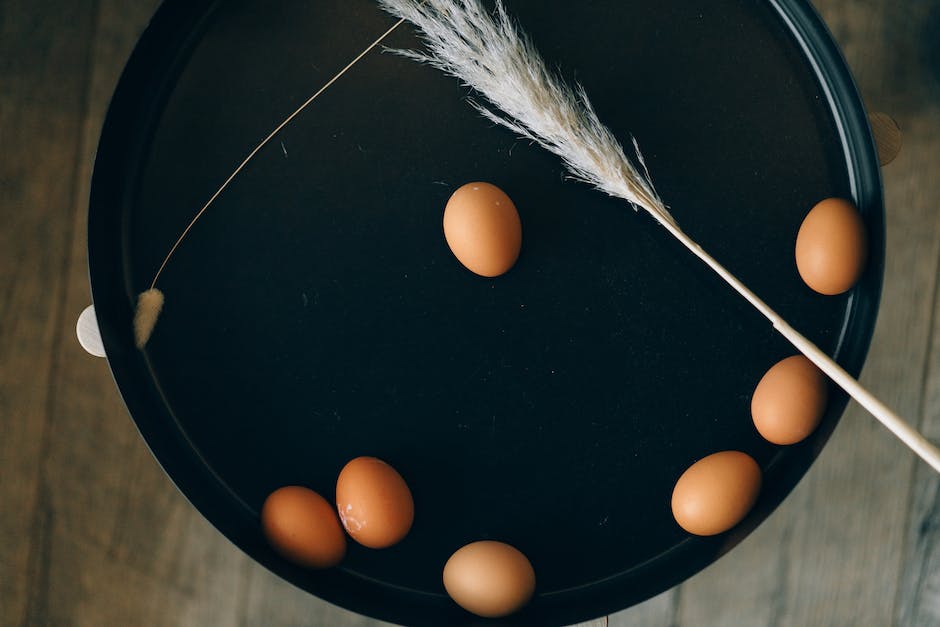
[2,1,940,625]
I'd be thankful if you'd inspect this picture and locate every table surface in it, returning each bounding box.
[3,1,940,625]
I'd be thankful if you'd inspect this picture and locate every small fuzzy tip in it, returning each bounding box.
[134,288,164,349]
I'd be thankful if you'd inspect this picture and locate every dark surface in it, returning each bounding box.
[88,0,883,625]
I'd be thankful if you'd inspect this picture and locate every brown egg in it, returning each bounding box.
[335,456,414,548]
[671,451,762,536]
[443,541,536,618]
[795,197,868,295]
[443,182,522,277]
[261,486,346,569]
[752,355,828,445]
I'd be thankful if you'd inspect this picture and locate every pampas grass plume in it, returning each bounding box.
[134,288,164,348]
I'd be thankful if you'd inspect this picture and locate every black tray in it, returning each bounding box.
[88,1,884,625]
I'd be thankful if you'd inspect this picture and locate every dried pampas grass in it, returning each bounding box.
[134,288,164,348]
[378,0,940,472]
[379,0,675,228]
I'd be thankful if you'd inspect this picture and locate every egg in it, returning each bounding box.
[443,182,522,277]
[335,456,414,548]
[795,197,868,295]
[751,355,828,445]
[443,541,536,618]
[671,451,762,536]
[261,486,346,569]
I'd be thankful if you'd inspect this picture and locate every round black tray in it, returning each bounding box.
[88,1,884,625]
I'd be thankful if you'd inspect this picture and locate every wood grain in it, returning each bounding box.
[609,591,677,626]
[897,258,940,627]
[0,1,99,625]
[2,1,939,626]
[891,3,940,617]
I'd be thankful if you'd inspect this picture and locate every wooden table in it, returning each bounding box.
[2,1,939,625]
